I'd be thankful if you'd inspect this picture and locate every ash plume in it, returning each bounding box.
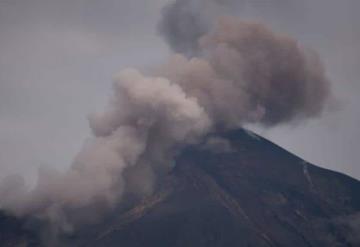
[158,0,240,55]
[0,0,331,234]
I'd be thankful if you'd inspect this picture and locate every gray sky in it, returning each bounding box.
[0,0,359,184]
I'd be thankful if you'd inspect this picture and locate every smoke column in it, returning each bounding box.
[0,0,331,232]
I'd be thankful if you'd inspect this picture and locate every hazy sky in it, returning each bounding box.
[0,0,359,183]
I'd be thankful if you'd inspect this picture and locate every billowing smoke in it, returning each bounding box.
[158,0,304,56]
[0,69,211,230]
[0,0,331,233]
[160,15,330,126]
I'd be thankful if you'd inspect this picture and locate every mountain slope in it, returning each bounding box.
[0,212,39,247]
[76,129,360,247]
[2,129,360,246]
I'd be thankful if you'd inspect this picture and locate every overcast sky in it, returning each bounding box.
[0,0,359,184]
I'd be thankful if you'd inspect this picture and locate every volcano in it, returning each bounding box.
[1,129,360,246]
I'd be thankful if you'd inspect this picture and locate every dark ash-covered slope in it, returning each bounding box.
[76,129,360,247]
[0,212,39,247]
[2,129,360,246]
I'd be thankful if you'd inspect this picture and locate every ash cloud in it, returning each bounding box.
[158,0,209,55]
[159,17,330,126]
[0,0,331,234]
[158,0,241,55]
[157,0,304,56]
[0,69,211,230]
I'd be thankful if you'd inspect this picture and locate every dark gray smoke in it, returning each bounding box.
[158,0,242,55]
[0,0,331,234]
[158,0,227,55]
[158,0,209,55]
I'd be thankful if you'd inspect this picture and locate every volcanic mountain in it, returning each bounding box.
[1,129,360,246]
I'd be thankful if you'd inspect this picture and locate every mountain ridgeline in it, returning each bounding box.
[1,129,360,246]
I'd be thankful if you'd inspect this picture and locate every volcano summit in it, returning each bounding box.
[1,129,360,246]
